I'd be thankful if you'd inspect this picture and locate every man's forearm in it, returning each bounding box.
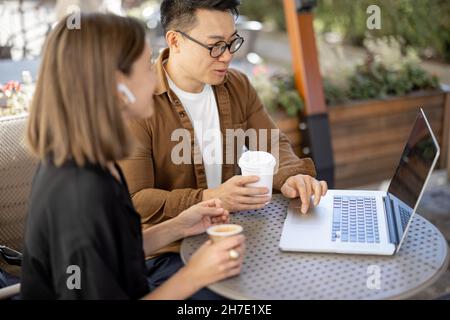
[132,187,205,225]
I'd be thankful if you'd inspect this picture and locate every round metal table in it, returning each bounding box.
[181,194,449,300]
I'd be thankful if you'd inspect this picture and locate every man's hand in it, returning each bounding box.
[281,174,328,214]
[203,176,271,212]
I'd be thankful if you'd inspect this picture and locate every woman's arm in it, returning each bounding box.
[142,235,246,300]
[142,199,229,257]
[142,266,200,300]
[142,218,183,257]
[119,119,205,226]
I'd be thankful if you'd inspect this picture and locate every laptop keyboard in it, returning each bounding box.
[399,206,412,230]
[332,196,380,243]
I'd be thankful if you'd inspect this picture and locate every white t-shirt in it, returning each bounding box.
[166,73,223,189]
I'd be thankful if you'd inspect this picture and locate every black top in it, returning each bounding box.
[21,160,149,300]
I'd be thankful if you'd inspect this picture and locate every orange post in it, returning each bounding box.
[283,0,326,115]
[282,0,335,186]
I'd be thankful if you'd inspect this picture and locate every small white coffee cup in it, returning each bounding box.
[207,224,244,243]
[238,151,276,198]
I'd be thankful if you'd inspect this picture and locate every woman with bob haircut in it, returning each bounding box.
[22,13,245,300]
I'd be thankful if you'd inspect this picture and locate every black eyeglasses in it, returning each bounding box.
[176,30,245,58]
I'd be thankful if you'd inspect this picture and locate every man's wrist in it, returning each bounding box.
[276,175,290,191]
[202,188,215,201]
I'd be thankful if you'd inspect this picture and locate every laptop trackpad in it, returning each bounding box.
[279,198,333,251]
[287,198,330,226]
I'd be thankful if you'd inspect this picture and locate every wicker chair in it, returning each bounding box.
[0,114,37,298]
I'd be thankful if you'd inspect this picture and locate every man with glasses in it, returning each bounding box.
[120,0,328,298]
[175,30,245,59]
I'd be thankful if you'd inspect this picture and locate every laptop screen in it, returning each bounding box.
[387,110,439,239]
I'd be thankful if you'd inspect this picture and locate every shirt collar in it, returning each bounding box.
[154,48,229,100]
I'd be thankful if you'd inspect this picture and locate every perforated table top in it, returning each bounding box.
[180,194,449,300]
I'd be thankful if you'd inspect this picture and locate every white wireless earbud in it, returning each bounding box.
[117,83,136,104]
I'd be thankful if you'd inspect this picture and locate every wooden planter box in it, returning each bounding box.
[328,90,450,188]
[271,90,450,189]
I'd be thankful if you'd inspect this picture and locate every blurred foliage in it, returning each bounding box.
[326,37,440,104]
[239,0,450,62]
[274,73,304,117]
[250,66,304,117]
[251,60,438,114]
[251,37,440,112]
[347,60,439,101]
[240,0,286,31]
[323,78,346,105]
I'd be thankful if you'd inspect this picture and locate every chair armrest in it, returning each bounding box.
[0,246,23,267]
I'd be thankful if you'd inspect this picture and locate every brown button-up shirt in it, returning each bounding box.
[119,48,316,256]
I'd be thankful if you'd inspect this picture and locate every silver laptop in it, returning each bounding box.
[279,109,440,255]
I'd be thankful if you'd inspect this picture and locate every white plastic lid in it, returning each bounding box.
[238,151,276,172]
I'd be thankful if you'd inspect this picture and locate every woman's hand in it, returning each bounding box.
[183,235,246,290]
[144,235,246,300]
[175,199,230,238]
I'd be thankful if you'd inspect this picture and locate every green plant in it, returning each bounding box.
[315,0,450,62]
[272,72,304,117]
[251,36,439,110]
[240,0,286,31]
[323,78,346,106]
[327,61,440,103]
[345,37,440,101]
[322,37,440,104]
[250,65,304,117]
[347,61,439,101]
[240,0,450,62]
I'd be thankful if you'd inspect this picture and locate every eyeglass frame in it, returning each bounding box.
[175,30,245,58]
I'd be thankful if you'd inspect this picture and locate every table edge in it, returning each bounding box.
[388,232,450,300]
[180,207,450,300]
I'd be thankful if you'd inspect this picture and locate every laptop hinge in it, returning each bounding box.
[383,195,400,245]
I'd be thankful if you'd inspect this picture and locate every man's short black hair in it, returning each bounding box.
[160,0,240,34]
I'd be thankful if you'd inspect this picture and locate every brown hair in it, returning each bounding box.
[27,13,146,167]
